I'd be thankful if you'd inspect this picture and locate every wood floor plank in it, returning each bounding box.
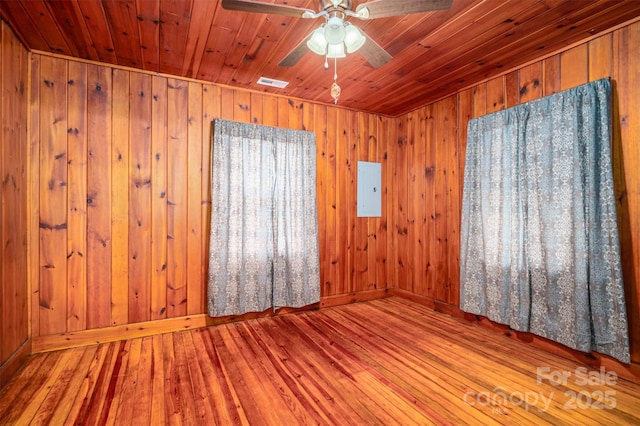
[362,299,637,424]
[71,341,121,424]
[113,338,142,425]
[47,346,97,425]
[103,340,134,425]
[208,326,265,425]
[30,348,87,425]
[286,311,491,425]
[376,298,640,424]
[344,301,595,424]
[14,349,80,424]
[308,309,506,425]
[0,298,639,425]
[251,316,372,425]
[131,336,154,425]
[0,351,54,418]
[161,332,183,425]
[269,314,389,425]
[326,310,507,424]
[233,321,330,425]
[221,322,301,425]
[247,318,349,425]
[194,328,247,425]
[180,330,216,424]
[171,332,199,424]
[278,313,440,425]
[150,335,167,424]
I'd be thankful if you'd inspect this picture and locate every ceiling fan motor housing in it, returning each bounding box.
[325,16,346,44]
[321,0,352,10]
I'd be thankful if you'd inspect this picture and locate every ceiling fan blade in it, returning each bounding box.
[356,0,453,19]
[221,0,314,18]
[278,36,310,67]
[358,34,392,68]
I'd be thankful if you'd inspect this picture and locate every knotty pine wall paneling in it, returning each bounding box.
[353,112,369,293]
[129,72,153,323]
[29,54,390,340]
[391,116,408,290]
[423,104,436,298]
[67,60,87,333]
[336,107,350,295]
[314,103,329,296]
[187,81,204,315]
[200,84,218,312]
[0,20,29,385]
[375,115,389,291]
[612,23,640,364]
[438,97,458,305]
[28,49,40,340]
[542,55,561,96]
[151,75,168,321]
[347,111,359,295]
[323,107,338,296]
[166,78,188,319]
[111,68,127,327]
[405,110,420,295]
[395,22,640,366]
[433,99,450,304]
[518,63,543,104]
[444,96,461,306]
[504,70,519,107]
[38,55,68,336]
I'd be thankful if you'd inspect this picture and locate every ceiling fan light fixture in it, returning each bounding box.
[344,24,366,53]
[327,42,346,58]
[324,16,346,44]
[307,26,328,55]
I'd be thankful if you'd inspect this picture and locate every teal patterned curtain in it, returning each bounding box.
[460,78,630,363]
[208,119,320,317]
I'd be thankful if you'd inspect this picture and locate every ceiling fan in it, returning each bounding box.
[221,0,453,68]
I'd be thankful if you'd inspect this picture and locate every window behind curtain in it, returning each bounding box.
[207,119,320,317]
[460,78,630,363]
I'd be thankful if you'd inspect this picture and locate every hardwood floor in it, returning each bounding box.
[1,297,639,425]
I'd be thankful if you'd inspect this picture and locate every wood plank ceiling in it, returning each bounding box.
[2,0,640,116]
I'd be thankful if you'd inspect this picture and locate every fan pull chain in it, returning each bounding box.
[330,56,341,104]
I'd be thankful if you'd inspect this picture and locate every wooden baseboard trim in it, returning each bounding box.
[320,288,391,309]
[31,288,392,354]
[390,289,464,318]
[392,288,640,384]
[31,302,322,354]
[0,339,32,390]
[32,315,210,353]
[28,289,393,353]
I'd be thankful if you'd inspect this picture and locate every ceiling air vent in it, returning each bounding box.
[257,76,289,89]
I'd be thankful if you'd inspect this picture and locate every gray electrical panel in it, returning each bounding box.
[357,161,382,217]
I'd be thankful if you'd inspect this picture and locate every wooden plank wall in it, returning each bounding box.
[394,21,640,365]
[29,53,391,337]
[0,20,29,380]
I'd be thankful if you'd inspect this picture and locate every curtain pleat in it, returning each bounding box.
[273,129,321,309]
[460,78,630,363]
